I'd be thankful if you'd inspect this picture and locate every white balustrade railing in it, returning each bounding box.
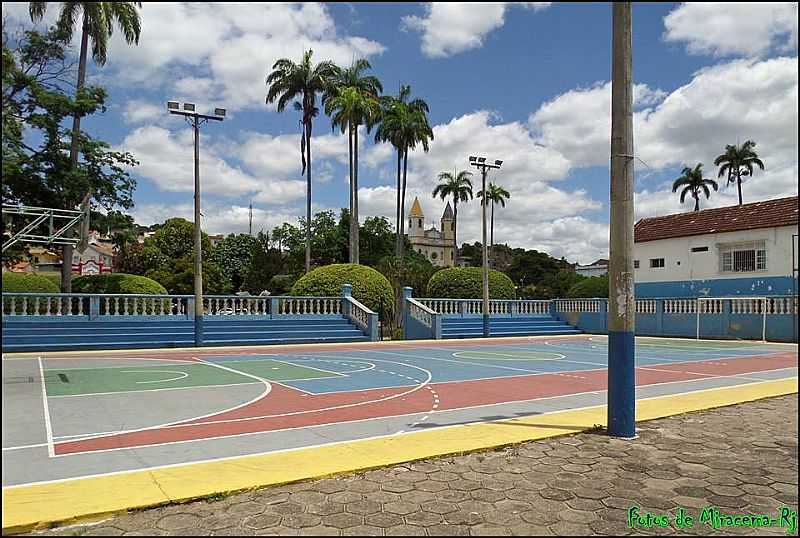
[635,299,657,314]
[516,300,551,315]
[408,298,436,328]
[203,296,270,316]
[344,296,374,331]
[273,296,341,316]
[664,299,697,314]
[554,299,601,313]
[420,298,552,316]
[767,296,798,315]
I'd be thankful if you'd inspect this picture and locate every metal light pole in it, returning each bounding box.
[608,2,636,438]
[167,101,226,347]
[469,156,503,337]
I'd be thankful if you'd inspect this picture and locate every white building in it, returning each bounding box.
[633,196,798,297]
[407,197,455,267]
[575,258,608,277]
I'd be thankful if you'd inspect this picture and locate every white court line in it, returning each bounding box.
[47,381,263,399]
[6,374,795,487]
[48,358,274,448]
[34,357,199,370]
[37,356,55,458]
[50,358,432,451]
[370,348,547,375]
[6,367,796,455]
[121,370,190,384]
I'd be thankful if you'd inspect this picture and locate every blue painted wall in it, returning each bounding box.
[635,276,797,298]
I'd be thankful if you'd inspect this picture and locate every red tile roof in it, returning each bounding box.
[634,196,798,243]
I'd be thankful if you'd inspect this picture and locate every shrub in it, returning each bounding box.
[41,272,62,288]
[2,272,60,293]
[290,263,394,315]
[72,273,168,295]
[2,272,60,314]
[567,275,609,298]
[426,267,516,300]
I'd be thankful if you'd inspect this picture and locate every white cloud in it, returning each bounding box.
[131,201,301,237]
[529,82,667,168]
[34,3,386,111]
[122,100,164,125]
[402,2,550,58]
[664,2,798,58]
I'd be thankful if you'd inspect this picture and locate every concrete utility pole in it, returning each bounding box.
[608,2,636,438]
[167,102,226,347]
[469,156,503,338]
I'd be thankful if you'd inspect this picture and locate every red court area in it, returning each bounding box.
[49,336,798,456]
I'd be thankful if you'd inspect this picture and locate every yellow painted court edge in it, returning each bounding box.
[2,377,797,534]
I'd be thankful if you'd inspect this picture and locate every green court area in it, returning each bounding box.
[44,359,342,397]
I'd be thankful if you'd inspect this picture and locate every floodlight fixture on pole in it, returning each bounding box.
[166,101,226,347]
[469,155,503,338]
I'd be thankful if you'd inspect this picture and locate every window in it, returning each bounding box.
[431,252,438,260]
[691,246,709,253]
[650,258,665,268]
[419,219,423,227]
[719,241,766,273]
[634,260,639,269]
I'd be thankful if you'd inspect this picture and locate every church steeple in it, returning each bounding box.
[409,197,425,238]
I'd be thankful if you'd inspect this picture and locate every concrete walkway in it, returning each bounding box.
[30,395,798,536]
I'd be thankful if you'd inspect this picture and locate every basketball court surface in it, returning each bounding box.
[2,335,798,532]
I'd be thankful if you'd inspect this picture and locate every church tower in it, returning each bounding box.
[408,197,425,239]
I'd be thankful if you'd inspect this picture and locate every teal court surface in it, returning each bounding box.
[2,335,798,532]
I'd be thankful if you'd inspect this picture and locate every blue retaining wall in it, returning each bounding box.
[556,299,797,343]
[635,276,796,298]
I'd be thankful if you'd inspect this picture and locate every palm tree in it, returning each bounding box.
[266,49,339,273]
[713,140,765,206]
[433,169,473,263]
[29,2,142,292]
[374,85,433,259]
[672,164,719,212]
[323,59,382,265]
[477,182,510,266]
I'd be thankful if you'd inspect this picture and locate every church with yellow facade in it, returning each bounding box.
[407,196,455,267]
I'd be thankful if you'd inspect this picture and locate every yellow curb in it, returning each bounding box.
[2,377,797,534]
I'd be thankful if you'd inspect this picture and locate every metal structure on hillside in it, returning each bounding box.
[2,203,89,254]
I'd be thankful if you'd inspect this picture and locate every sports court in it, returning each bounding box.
[2,335,798,532]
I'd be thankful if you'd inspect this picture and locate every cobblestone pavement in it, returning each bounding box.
[33,395,798,536]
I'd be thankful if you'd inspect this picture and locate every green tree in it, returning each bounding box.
[359,216,395,267]
[476,182,510,265]
[534,271,585,299]
[212,233,259,292]
[433,169,474,260]
[323,59,382,264]
[2,28,138,270]
[29,1,143,292]
[375,85,434,259]
[266,49,339,273]
[243,245,283,295]
[713,140,765,206]
[672,163,719,211]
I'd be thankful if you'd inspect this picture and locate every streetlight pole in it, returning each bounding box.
[167,101,226,347]
[469,156,503,338]
[608,2,636,438]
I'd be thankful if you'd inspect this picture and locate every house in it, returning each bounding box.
[633,196,798,297]
[407,197,455,267]
[575,258,609,277]
[73,238,115,274]
[208,234,225,248]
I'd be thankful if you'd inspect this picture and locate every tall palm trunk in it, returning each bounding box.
[400,148,408,259]
[736,169,743,205]
[394,149,402,258]
[490,200,495,268]
[305,120,312,273]
[347,122,354,263]
[62,16,90,293]
[452,197,458,267]
[693,192,700,211]
[353,123,360,264]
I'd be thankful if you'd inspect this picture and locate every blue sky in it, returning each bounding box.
[5,2,798,264]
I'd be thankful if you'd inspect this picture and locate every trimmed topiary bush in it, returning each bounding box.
[72,273,168,295]
[2,272,60,314]
[2,272,60,293]
[567,275,608,298]
[291,264,394,316]
[426,267,516,300]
